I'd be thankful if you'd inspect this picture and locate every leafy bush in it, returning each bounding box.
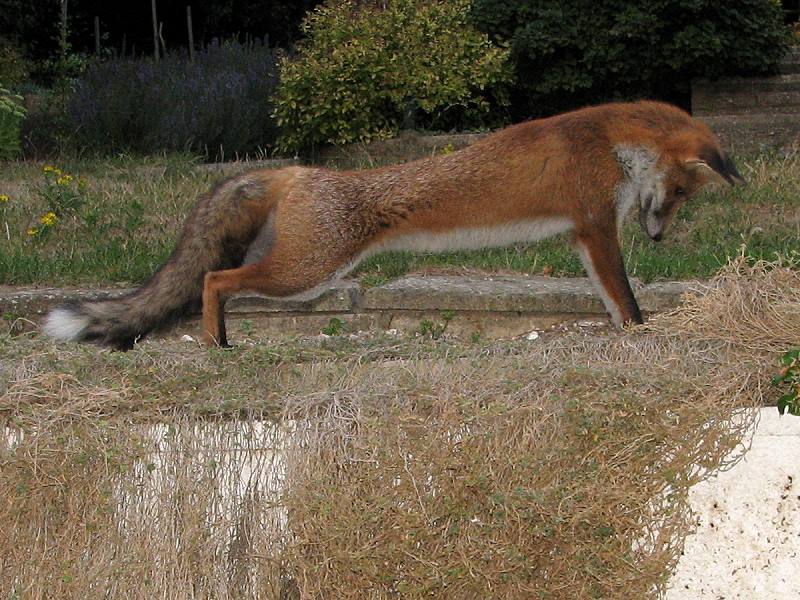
[67,42,280,158]
[471,0,792,117]
[274,0,512,153]
[0,43,30,88]
[20,54,90,159]
[0,87,26,160]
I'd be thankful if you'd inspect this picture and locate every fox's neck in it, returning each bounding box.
[613,144,664,227]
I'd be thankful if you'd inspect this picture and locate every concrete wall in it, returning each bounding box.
[667,408,800,598]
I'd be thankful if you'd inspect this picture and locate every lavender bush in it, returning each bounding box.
[68,42,280,158]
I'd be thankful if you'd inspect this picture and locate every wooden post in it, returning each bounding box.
[151,0,159,61]
[158,21,166,56]
[94,16,100,55]
[121,33,127,57]
[186,6,195,61]
[60,0,69,60]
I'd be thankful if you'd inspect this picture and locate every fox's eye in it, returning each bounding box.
[675,187,686,197]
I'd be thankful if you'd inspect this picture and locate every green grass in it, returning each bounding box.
[0,153,798,287]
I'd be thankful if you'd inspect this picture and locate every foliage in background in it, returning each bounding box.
[0,42,30,88]
[274,0,512,153]
[0,0,59,72]
[0,0,320,68]
[774,349,800,416]
[470,0,792,118]
[66,42,280,159]
[0,86,26,160]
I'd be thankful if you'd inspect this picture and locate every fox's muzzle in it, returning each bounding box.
[638,193,664,241]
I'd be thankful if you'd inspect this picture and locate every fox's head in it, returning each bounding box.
[630,124,744,242]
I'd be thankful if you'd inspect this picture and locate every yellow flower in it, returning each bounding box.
[43,165,55,173]
[27,226,39,236]
[39,212,58,227]
[0,194,9,203]
[57,174,73,186]
[77,178,88,190]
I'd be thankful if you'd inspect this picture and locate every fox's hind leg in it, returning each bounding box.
[201,253,349,347]
[201,263,270,347]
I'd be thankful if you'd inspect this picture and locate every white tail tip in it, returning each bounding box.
[42,307,90,341]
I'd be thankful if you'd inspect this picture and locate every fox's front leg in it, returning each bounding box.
[573,226,643,327]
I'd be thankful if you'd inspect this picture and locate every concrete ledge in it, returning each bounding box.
[225,280,360,314]
[361,274,604,313]
[0,275,697,337]
[0,287,130,316]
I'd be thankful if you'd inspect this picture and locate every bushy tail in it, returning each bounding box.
[43,172,274,350]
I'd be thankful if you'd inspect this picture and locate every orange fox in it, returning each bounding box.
[43,101,743,349]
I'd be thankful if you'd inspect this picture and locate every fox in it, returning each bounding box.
[43,100,743,350]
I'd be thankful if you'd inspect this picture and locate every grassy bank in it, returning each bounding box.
[2,259,796,599]
[0,152,798,287]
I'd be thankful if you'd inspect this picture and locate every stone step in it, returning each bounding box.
[359,274,689,315]
[779,47,800,74]
[695,74,800,93]
[696,113,800,153]
[779,62,800,75]
[693,74,800,115]
[693,93,800,116]
[0,276,695,338]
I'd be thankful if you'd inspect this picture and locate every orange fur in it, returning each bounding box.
[42,101,743,349]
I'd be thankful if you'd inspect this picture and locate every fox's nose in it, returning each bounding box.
[651,233,663,242]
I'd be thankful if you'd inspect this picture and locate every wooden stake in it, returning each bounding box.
[187,6,195,61]
[60,0,68,59]
[158,21,166,56]
[151,0,159,61]
[94,16,100,55]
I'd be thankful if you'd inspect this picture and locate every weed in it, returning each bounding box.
[239,320,255,336]
[774,348,800,416]
[418,318,447,339]
[321,318,346,336]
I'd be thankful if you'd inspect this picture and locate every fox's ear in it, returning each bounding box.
[684,158,726,183]
[684,152,745,186]
[684,158,713,171]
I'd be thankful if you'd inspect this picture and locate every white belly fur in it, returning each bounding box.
[378,217,574,253]
[251,217,574,303]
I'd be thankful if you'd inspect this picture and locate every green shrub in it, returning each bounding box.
[0,43,30,88]
[0,87,26,160]
[274,0,512,153]
[471,0,792,117]
[66,43,280,159]
[19,53,90,159]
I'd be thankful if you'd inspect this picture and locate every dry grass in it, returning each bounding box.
[0,258,796,599]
